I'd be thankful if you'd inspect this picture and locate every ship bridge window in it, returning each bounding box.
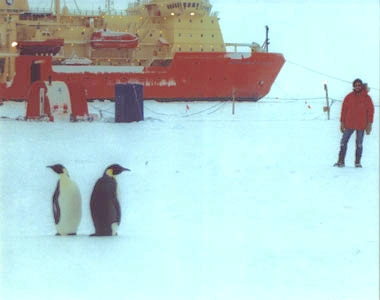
[183,3,195,8]
[168,3,180,9]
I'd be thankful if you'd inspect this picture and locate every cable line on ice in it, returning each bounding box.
[143,101,227,118]
[286,60,379,92]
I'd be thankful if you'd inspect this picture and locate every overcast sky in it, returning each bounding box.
[27,0,379,100]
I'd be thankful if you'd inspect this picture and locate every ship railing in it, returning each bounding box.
[225,42,264,53]
[28,7,128,17]
[0,9,28,14]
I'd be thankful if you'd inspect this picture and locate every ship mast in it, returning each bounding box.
[105,0,115,14]
[54,0,60,22]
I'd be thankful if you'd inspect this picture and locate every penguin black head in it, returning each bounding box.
[104,164,130,177]
[47,164,67,175]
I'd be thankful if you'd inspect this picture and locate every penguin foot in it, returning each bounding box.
[90,232,113,237]
[56,232,77,236]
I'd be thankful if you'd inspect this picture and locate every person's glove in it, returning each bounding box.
[365,123,372,135]
[340,122,345,133]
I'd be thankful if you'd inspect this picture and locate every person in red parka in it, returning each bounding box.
[334,78,374,167]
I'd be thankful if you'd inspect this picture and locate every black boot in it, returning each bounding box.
[355,158,362,168]
[334,161,345,167]
[355,149,362,168]
[334,152,345,167]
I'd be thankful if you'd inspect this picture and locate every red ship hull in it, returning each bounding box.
[1,52,285,102]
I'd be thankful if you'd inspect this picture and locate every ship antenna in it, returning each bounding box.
[264,25,270,52]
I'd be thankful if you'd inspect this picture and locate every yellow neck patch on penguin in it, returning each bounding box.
[106,169,114,177]
[59,168,70,179]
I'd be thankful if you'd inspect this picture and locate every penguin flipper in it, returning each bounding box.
[53,181,60,225]
[113,197,121,225]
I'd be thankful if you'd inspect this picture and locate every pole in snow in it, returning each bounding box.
[323,80,330,120]
[232,89,236,115]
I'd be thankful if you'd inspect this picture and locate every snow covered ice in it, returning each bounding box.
[0,98,378,300]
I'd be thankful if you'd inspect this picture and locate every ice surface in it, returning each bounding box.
[0,99,378,299]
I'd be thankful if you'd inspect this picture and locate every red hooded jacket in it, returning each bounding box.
[340,90,374,130]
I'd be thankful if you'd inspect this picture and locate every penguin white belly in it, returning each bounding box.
[56,182,82,235]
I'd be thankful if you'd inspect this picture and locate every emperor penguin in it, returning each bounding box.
[47,164,82,236]
[90,164,130,236]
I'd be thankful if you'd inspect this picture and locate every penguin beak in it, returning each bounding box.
[113,167,130,175]
[47,165,56,172]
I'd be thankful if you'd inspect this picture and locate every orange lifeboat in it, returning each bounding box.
[90,30,139,49]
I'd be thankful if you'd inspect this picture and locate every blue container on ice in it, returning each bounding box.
[115,84,144,122]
